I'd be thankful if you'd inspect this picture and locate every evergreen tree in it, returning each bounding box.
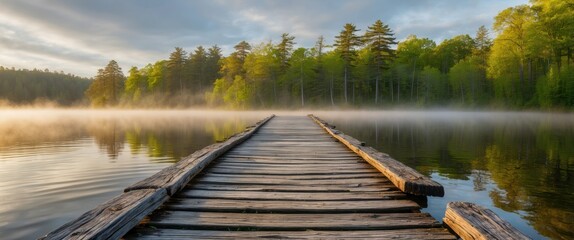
[167,47,187,93]
[85,60,125,106]
[363,20,397,104]
[275,33,296,73]
[334,23,362,104]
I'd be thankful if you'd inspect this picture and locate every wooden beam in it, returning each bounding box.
[125,228,456,239]
[309,115,444,197]
[124,114,274,196]
[443,202,530,240]
[40,189,168,240]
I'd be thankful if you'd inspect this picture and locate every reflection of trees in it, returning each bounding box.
[327,114,574,239]
[121,116,250,162]
[0,117,87,149]
[87,119,125,159]
[204,119,248,142]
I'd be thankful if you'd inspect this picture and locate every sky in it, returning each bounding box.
[0,0,529,78]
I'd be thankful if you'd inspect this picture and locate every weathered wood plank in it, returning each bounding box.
[443,202,530,240]
[125,228,456,239]
[187,182,393,192]
[205,167,377,175]
[124,115,274,196]
[177,189,407,200]
[310,115,445,197]
[146,211,442,230]
[164,198,420,213]
[210,162,367,168]
[197,172,384,180]
[207,164,374,171]
[215,158,365,164]
[192,175,391,186]
[221,155,361,161]
[40,189,168,240]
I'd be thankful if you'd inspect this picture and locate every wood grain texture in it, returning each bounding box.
[310,114,445,197]
[177,189,407,200]
[443,202,530,240]
[187,182,394,192]
[40,189,168,240]
[147,211,442,230]
[124,115,275,196]
[164,198,420,213]
[125,228,456,239]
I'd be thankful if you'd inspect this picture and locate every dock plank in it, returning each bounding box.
[164,198,420,213]
[125,228,456,239]
[120,115,454,239]
[177,189,407,200]
[146,211,442,230]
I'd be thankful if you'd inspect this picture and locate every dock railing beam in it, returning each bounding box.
[309,114,444,197]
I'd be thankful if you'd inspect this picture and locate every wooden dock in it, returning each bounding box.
[42,115,529,240]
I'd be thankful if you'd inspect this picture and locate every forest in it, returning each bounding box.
[2,0,573,109]
[0,67,90,106]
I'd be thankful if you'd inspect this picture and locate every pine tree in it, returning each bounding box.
[334,23,362,104]
[85,60,125,106]
[276,33,296,72]
[167,47,187,93]
[364,20,397,103]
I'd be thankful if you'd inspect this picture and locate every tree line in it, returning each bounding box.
[5,0,566,109]
[0,67,90,106]
[86,0,571,109]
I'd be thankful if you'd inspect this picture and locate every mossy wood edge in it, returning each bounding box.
[40,115,275,240]
[309,114,444,197]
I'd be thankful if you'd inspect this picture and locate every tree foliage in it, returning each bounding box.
[85,60,125,107]
[0,67,89,106]
[77,4,574,109]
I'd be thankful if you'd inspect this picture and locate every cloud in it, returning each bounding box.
[0,0,528,77]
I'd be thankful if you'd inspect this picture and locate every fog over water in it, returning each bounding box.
[0,109,572,239]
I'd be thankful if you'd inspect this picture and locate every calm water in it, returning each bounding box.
[0,110,572,239]
[319,111,574,240]
[0,110,269,239]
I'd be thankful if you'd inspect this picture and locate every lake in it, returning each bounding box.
[0,110,572,239]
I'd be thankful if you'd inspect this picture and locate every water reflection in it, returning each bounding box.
[320,111,574,239]
[0,110,268,239]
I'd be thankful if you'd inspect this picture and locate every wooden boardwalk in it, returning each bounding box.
[123,116,454,239]
[43,115,529,239]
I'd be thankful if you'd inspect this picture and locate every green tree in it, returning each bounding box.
[205,45,223,90]
[531,0,574,70]
[449,58,482,105]
[85,60,125,106]
[433,34,475,73]
[489,5,535,105]
[275,33,296,72]
[334,23,362,104]
[189,46,208,93]
[363,20,397,104]
[396,35,436,103]
[124,66,147,102]
[166,47,187,93]
[209,41,251,107]
[148,61,166,92]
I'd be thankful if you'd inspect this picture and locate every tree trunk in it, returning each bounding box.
[330,73,335,106]
[300,63,304,107]
[375,75,379,104]
[411,58,417,102]
[390,71,394,103]
[344,65,348,104]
